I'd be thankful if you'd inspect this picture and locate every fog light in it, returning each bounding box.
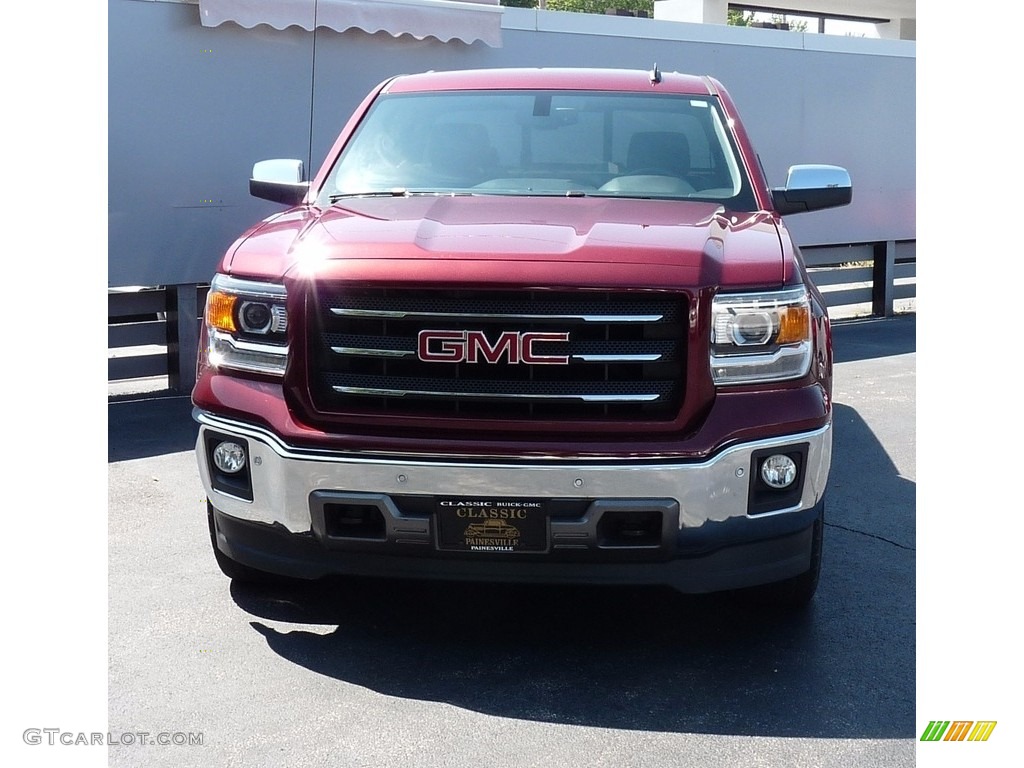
[212,441,247,474]
[760,454,797,489]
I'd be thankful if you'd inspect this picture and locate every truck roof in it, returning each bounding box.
[382,67,716,96]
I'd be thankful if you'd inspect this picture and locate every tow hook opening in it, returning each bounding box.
[323,502,387,540]
[597,510,662,548]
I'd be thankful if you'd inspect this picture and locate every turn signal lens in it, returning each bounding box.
[776,304,811,345]
[206,291,237,333]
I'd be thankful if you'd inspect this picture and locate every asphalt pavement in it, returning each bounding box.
[107,313,916,768]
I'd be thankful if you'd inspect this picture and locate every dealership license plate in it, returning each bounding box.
[436,498,548,553]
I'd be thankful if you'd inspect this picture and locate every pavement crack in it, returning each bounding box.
[825,521,915,551]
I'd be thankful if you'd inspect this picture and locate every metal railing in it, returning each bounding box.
[803,239,916,317]
[108,284,207,394]
[107,239,915,395]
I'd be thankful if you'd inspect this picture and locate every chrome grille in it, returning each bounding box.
[308,287,687,421]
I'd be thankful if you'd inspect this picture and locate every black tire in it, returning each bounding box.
[743,509,824,609]
[207,501,288,585]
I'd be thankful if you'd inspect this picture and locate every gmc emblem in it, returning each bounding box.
[417,330,570,365]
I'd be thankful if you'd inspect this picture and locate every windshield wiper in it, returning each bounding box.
[329,189,479,203]
[329,189,411,202]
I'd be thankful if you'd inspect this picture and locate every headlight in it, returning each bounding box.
[204,275,288,376]
[710,287,812,385]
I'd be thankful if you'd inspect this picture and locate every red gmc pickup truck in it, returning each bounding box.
[193,67,851,605]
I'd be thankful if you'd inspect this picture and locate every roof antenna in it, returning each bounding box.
[649,63,662,85]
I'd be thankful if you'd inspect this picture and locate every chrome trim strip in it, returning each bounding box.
[331,346,415,358]
[211,273,287,299]
[270,304,288,333]
[332,386,661,402]
[710,342,811,385]
[329,308,663,323]
[193,405,831,466]
[194,407,830,465]
[572,354,662,362]
[208,330,288,376]
[210,330,288,357]
[711,286,807,308]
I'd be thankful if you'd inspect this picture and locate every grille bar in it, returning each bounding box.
[326,334,677,363]
[572,354,662,362]
[330,308,662,323]
[333,386,661,403]
[332,346,662,363]
[331,346,416,358]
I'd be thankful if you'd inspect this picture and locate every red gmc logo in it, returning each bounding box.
[417,330,570,365]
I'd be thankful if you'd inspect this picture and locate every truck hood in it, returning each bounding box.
[227,196,786,289]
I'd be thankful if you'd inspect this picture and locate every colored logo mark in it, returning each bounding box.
[920,721,997,742]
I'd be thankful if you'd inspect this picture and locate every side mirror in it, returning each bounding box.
[771,164,852,215]
[250,159,310,205]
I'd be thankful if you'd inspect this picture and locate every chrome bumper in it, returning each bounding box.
[194,410,831,535]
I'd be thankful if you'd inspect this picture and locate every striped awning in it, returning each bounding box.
[198,0,503,47]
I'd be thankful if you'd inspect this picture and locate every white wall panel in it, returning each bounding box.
[109,0,915,286]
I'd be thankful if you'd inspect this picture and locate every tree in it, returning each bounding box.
[727,9,754,26]
[728,9,809,32]
[772,14,808,32]
[503,0,655,15]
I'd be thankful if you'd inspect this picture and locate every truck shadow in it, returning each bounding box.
[228,405,915,740]
[108,394,197,462]
[831,313,915,364]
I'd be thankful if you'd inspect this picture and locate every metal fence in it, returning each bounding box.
[108,285,207,394]
[107,240,915,395]
[804,239,917,316]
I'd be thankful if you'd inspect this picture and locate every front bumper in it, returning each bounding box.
[196,410,830,593]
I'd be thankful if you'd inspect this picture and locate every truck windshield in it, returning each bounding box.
[322,90,756,208]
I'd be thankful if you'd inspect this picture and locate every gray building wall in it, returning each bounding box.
[109,0,915,287]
